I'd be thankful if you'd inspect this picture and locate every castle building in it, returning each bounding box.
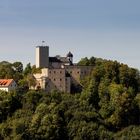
[33,45,93,93]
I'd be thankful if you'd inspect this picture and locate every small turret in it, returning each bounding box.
[66,51,73,64]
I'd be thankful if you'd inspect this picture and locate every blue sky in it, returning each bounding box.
[0,0,140,69]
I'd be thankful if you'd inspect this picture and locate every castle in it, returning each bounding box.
[33,45,93,93]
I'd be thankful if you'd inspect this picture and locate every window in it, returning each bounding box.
[54,71,56,74]
[60,71,62,74]
[54,78,56,81]
[60,78,62,81]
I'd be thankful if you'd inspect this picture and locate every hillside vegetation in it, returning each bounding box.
[0,57,140,140]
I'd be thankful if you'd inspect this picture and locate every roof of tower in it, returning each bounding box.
[66,51,73,57]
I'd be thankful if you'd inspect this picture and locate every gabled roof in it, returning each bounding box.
[0,79,14,87]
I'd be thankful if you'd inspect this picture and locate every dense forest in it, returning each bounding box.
[0,58,140,140]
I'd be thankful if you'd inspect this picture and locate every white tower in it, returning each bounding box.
[36,46,49,68]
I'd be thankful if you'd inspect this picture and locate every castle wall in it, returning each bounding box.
[49,62,62,68]
[46,69,70,93]
[33,66,93,93]
[65,77,71,93]
[65,65,93,85]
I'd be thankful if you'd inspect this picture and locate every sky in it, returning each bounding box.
[0,0,140,69]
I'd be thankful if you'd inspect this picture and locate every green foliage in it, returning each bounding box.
[24,63,32,76]
[0,57,140,139]
[32,65,42,74]
[0,61,24,84]
[78,57,90,66]
[17,79,29,93]
[114,125,140,139]
[22,90,42,111]
[81,78,99,109]
[0,88,139,139]
[0,61,14,79]
[26,74,36,88]
[12,62,23,73]
[78,57,140,131]
[0,91,21,122]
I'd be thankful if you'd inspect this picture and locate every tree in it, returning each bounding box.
[104,61,119,83]
[106,84,137,128]
[114,125,140,139]
[22,91,42,111]
[27,74,36,89]
[78,57,89,66]
[0,62,14,79]
[32,65,41,74]
[18,79,29,93]
[89,57,96,66]
[98,79,113,119]
[24,63,32,76]
[81,78,99,109]
[0,91,21,122]
[12,62,23,73]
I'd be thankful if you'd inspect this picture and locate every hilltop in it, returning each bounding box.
[0,57,140,139]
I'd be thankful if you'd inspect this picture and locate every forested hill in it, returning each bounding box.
[0,57,140,140]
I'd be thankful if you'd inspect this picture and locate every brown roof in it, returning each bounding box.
[0,79,14,87]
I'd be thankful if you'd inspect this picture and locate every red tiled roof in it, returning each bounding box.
[0,79,14,87]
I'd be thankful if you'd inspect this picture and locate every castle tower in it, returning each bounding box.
[36,46,49,68]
